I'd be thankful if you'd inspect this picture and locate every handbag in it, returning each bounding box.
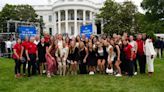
[21,57,26,63]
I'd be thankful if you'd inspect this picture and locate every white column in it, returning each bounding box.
[54,12,57,35]
[58,11,61,34]
[65,10,68,34]
[92,13,96,34]
[89,11,93,21]
[74,9,77,36]
[83,10,86,25]
[101,18,104,34]
[15,22,17,32]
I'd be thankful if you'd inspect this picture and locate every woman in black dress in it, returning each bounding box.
[79,42,88,74]
[103,40,109,71]
[119,40,126,74]
[96,42,107,74]
[87,42,97,75]
[37,37,48,75]
[67,41,79,75]
[112,39,122,77]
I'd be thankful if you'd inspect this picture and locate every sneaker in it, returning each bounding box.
[15,74,19,78]
[23,73,26,76]
[89,71,94,75]
[97,67,99,72]
[47,73,51,78]
[51,73,55,77]
[43,70,46,74]
[17,73,21,77]
[71,71,74,75]
[134,72,137,75]
[74,72,77,75]
[115,74,122,77]
[113,71,117,75]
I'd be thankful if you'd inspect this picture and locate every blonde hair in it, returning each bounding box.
[79,42,85,49]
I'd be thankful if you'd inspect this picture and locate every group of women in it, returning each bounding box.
[12,33,156,78]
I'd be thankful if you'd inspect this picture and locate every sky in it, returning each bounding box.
[0,0,144,13]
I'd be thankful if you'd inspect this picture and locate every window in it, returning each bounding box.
[70,11,74,20]
[71,26,74,35]
[49,15,52,22]
[49,28,52,35]
[9,23,15,32]
[86,12,90,20]
[40,16,43,20]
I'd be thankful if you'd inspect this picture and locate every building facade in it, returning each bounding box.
[33,0,104,36]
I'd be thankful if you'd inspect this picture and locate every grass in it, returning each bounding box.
[0,58,164,92]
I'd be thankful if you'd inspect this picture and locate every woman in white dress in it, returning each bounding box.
[106,44,115,74]
[144,37,156,76]
[56,41,69,76]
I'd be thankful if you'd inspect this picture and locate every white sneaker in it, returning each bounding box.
[43,70,46,74]
[89,71,94,75]
[134,72,137,75]
[97,67,100,72]
[47,73,51,78]
[115,74,122,77]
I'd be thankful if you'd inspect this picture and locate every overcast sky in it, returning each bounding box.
[0,0,144,13]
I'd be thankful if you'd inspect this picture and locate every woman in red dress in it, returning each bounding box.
[46,36,58,78]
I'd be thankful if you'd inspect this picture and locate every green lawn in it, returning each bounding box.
[0,58,164,92]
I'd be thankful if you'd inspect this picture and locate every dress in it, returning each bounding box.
[67,47,79,62]
[46,46,57,74]
[79,48,86,63]
[37,42,48,63]
[96,46,108,60]
[87,49,97,66]
[79,48,87,74]
[145,39,156,72]
[113,44,120,63]
[107,45,115,62]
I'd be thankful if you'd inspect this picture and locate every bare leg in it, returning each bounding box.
[97,59,102,73]
[63,61,66,76]
[115,60,121,74]
[58,58,62,76]
[74,61,77,75]
[102,60,106,74]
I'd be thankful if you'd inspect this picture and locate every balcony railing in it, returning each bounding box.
[56,18,91,22]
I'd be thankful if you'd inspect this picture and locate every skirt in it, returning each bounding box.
[45,54,57,74]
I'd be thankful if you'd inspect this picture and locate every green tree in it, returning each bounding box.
[119,1,137,34]
[141,0,164,21]
[98,0,138,35]
[141,0,164,33]
[0,4,38,32]
[0,12,2,32]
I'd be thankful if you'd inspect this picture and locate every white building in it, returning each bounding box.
[32,0,104,36]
